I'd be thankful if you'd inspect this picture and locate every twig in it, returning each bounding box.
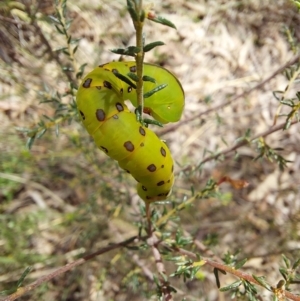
[133,0,145,111]
[22,2,76,86]
[2,236,138,301]
[0,15,28,26]
[31,20,76,86]
[159,53,300,136]
[177,117,299,175]
[131,254,154,281]
[173,246,300,301]
[195,119,299,169]
[156,181,217,227]
[147,232,174,301]
[145,202,152,234]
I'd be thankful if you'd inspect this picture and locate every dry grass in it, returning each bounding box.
[1,0,300,300]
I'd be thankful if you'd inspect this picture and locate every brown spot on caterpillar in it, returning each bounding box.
[147,164,156,172]
[157,181,165,186]
[142,186,147,191]
[83,78,92,88]
[161,165,164,168]
[140,142,144,147]
[96,86,102,90]
[100,146,108,153]
[79,111,85,120]
[160,147,166,157]
[113,114,119,119]
[167,179,170,183]
[124,141,134,152]
[112,68,119,74]
[116,103,124,112]
[104,80,112,89]
[146,196,151,200]
[171,165,174,172]
[128,87,133,93]
[120,88,123,94]
[125,169,130,174]
[130,66,137,72]
[139,126,146,136]
[96,109,105,121]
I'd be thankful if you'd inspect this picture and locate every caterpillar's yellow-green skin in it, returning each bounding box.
[76,61,184,202]
[95,61,185,124]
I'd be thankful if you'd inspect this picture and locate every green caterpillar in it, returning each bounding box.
[76,61,184,202]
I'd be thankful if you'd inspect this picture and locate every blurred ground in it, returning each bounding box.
[0,0,300,300]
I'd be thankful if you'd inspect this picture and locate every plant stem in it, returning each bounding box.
[133,0,145,114]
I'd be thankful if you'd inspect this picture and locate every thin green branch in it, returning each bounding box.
[156,180,217,227]
[131,0,145,115]
[55,0,79,79]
